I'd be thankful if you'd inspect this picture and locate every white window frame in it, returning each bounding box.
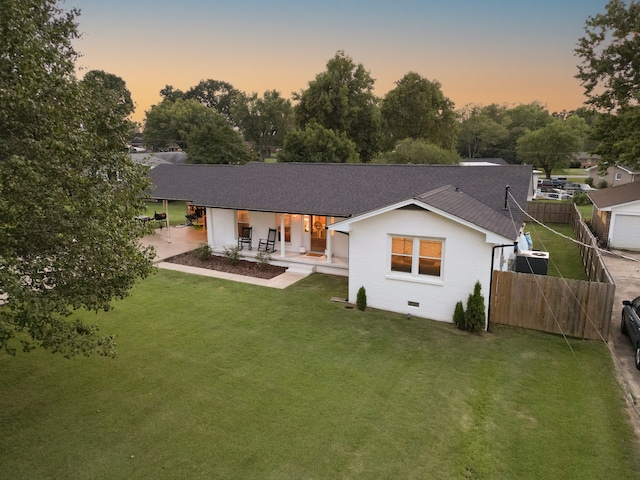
[615,172,622,181]
[387,235,444,284]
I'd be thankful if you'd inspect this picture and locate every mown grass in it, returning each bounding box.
[524,222,588,280]
[144,200,188,226]
[1,271,638,479]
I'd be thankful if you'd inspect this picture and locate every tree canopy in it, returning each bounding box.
[143,99,252,164]
[372,138,460,165]
[294,51,382,162]
[457,103,553,162]
[380,72,458,150]
[575,0,640,170]
[456,104,509,159]
[280,123,359,163]
[159,79,239,125]
[233,90,293,161]
[0,0,155,357]
[516,116,587,178]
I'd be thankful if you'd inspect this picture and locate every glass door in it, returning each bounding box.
[310,216,326,253]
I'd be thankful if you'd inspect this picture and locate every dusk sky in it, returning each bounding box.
[71,0,609,123]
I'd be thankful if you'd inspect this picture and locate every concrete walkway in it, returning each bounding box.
[601,249,640,436]
[141,226,308,289]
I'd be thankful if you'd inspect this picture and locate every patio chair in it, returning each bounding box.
[237,226,252,250]
[258,228,277,253]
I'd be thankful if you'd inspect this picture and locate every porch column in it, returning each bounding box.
[163,199,171,243]
[280,214,285,258]
[326,216,333,263]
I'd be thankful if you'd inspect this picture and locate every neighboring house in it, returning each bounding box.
[588,181,640,251]
[587,165,640,187]
[459,158,509,166]
[130,152,187,168]
[149,162,533,324]
[575,152,600,169]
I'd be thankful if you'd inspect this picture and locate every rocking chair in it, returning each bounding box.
[237,226,252,250]
[258,228,277,253]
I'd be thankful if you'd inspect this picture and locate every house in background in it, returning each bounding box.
[576,152,600,169]
[587,164,640,187]
[588,181,640,251]
[149,162,533,323]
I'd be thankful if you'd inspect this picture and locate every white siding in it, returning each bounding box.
[608,200,640,251]
[207,208,236,248]
[347,208,494,323]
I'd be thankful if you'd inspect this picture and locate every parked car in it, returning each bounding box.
[564,182,583,193]
[538,179,555,192]
[621,296,640,369]
[544,192,572,201]
[549,176,566,187]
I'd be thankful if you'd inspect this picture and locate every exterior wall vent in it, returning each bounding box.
[408,301,419,307]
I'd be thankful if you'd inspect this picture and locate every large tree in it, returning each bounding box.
[380,72,458,150]
[456,104,509,158]
[80,70,136,149]
[143,98,252,164]
[575,0,640,170]
[184,79,239,125]
[294,51,381,162]
[280,123,359,163]
[233,90,293,161]
[516,116,587,178]
[372,138,461,165]
[0,0,155,356]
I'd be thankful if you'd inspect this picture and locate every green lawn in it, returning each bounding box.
[524,222,588,280]
[144,200,188,226]
[1,271,638,479]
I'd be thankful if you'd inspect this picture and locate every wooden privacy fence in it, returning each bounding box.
[489,201,615,341]
[490,270,614,341]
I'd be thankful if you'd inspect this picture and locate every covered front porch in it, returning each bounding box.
[145,221,349,277]
[204,207,350,276]
[211,244,349,277]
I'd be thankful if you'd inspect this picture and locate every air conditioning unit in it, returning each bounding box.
[514,250,549,275]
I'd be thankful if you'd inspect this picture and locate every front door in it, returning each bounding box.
[310,216,326,253]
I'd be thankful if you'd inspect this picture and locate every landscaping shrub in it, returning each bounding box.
[585,177,594,187]
[453,301,465,329]
[572,192,592,206]
[356,286,367,311]
[597,179,608,189]
[464,281,486,332]
[223,245,241,265]
[195,243,212,260]
[256,251,272,269]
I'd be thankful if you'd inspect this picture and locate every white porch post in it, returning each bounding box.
[163,199,171,243]
[206,208,214,247]
[280,214,285,258]
[326,216,332,263]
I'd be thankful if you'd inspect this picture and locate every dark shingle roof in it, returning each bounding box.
[588,181,640,209]
[149,162,532,239]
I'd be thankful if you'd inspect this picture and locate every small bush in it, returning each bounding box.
[572,192,592,206]
[195,243,212,260]
[223,245,241,265]
[597,179,608,189]
[585,177,594,187]
[453,301,465,329]
[256,251,272,269]
[465,281,486,332]
[356,286,367,311]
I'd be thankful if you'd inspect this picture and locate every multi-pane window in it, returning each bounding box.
[391,236,442,277]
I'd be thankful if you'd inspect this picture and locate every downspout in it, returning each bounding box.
[487,242,517,332]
